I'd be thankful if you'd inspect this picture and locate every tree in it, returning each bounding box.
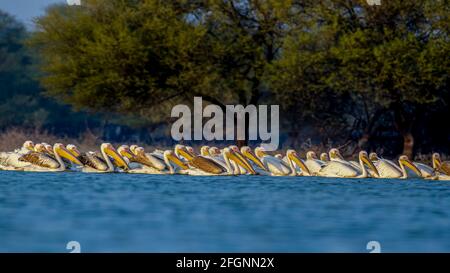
[30,0,298,146]
[268,0,449,157]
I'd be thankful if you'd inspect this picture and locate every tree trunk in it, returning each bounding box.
[402,132,414,159]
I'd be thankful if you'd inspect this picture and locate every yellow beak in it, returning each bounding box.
[362,155,380,178]
[229,151,256,175]
[401,159,422,177]
[176,147,194,161]
[243,150,267,171]
[56,146,83,166]
[105,146,129,170]
[289,153,311,176]
[167,152,189,170]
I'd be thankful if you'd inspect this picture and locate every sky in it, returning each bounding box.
[0,0,66,28]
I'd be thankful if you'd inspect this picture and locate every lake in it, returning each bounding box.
[1,171,450,252]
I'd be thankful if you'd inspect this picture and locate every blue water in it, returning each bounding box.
[1,171,450,253]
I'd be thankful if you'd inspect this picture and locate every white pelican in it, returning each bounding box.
[370,153,422,179]
[175,145,254,175]
[120,145,188,174]
[428,153,450,180]
[432,153,450,176]
[126,148,188,174]
[240,146,271,175]
[12,140,35,154]
[254,147,291,176]
[228,145,258,175]
[284,150,311,176]
[320,153,329,162]
[318,151,378,178]
[304,151,325,175]
[67,143,129,173]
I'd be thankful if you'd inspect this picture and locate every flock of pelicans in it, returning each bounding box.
[0,140,450,180]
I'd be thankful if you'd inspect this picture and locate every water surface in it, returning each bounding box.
[1,171,449,252]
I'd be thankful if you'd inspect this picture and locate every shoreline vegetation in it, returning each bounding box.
[1,1,449,159]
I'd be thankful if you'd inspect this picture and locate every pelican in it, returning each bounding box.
[126,147,188,174]
[175,145,254,175]
[428,153,450,180]
[320,153,329,162]
[432,153,450,176]
[67,143,129,173]
[304,151,325,175]
[253,147,291,176]
[16,143,82,172]
[370,153,422,179]
[240,146,270,175]
[284,150,311,176]
[318,151,379,178]
[228,145,257,175]
[12,140,35,154]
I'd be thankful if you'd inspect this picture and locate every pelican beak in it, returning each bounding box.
[71,147,81,157]
[176,147,194,161]
[289,152,311,176]
[105,145,129,170]
[167,152,189,170]
[229,150,256,175]
[433,157,441,170]
[243,150,267,171]
[361,154,380,178]
[120,147,135,161]
[234,151,256,174]
[400,158,422,177]
[56,145,83,165]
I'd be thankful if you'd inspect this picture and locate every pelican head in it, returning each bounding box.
[163,150,189,171]
[254,147,267,159]
[209,147,221,156]
[287,149,311,175]
[66,144,81,157]
[306,151,317,160]
[54,143,83,165]
[399,155,422,177]
[175,144,194,161]
[42,143,54,155]
[359,151,379,178]
[432,153,441,170]
[186,146,195,155]
[329,148,344,160]
[23,140,35,151]
[34,143,46,153]
[369,152,379,161]
[200,146,211,157]
[129,145,139,155]
[101,143,129,170]
[274,154,283,159]
[241,146,267,171]
[320,152,329,162]
[118,145,135,160]
[228,145,255,174]
[223,147,256,175]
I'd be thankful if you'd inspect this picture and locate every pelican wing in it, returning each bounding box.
[374,159,402,178]
[440,162,450,176]
[190,156,227,174]
[79,153,108,171]
[19,152,60,169]
[319,161,359,178]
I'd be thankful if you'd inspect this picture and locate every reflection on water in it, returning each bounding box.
[1,171,450,252]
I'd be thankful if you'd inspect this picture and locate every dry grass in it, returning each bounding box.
[0,128,171,152]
